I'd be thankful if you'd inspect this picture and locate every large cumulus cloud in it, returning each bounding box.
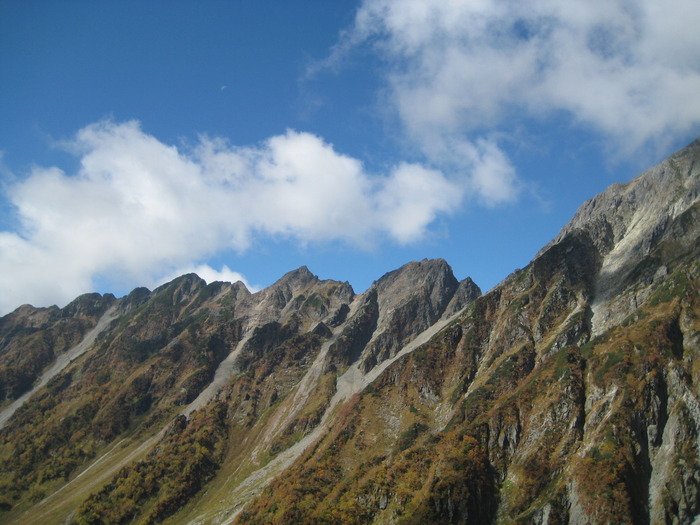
[0,120,467,314]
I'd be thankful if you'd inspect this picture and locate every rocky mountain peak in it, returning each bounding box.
[539,138,700,334]
[0,303,60,330]
[229,266,356,339]
[229,279,251,297]
[445,275,482,316]
[274,265,317,287]
[545,139,700,257]
[372,258,458,312]
[374,257,453,288]
[60,292,116,319]
[153,273,207,295]
[345,258,480,373]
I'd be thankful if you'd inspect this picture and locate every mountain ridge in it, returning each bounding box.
[0,139,698,524]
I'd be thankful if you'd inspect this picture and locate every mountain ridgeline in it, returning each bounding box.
[0,139,699,524]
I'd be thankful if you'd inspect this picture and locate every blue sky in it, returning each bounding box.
[1,0,699,315]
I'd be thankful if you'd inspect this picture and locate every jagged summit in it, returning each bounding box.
[370,257,480,319]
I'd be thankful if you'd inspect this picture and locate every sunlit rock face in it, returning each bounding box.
[0,140,699,524]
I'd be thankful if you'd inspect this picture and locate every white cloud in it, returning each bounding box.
[464,139,519,206]
[375,162,461,243]
[344,0,700,159]
[0,120,463,314]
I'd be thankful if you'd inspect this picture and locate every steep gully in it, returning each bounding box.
[207,303,466,523]
[0,306,119,430]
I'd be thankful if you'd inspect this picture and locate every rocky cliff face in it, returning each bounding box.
[0,141,698,524]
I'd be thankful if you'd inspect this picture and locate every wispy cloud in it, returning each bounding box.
[334,0,700,161]
[0,119,465,314]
